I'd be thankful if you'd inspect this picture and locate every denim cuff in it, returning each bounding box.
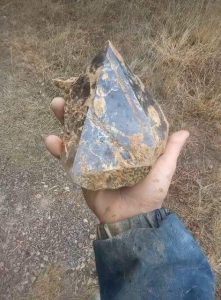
[96,208,170,240]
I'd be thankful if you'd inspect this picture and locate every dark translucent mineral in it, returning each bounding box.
[54,41,169,190]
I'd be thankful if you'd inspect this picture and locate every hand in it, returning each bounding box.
[45,97,189,224]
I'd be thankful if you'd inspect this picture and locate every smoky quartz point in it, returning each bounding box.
[54,41,169,190]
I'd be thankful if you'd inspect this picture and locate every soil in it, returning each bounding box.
[0,0,220,299]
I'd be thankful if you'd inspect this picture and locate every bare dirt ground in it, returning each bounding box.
[0,0,220,299]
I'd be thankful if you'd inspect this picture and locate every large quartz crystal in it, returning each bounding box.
[54,41,169,190]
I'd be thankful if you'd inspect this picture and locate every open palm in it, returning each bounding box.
[45,97,189,223]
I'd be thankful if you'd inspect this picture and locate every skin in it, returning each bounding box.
[45,97,189,224]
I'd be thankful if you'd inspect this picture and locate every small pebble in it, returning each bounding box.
[89,234,96,240]
[81,263,85,269]
[43,255,48,262]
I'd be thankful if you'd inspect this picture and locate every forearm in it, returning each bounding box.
[94,210,215,300]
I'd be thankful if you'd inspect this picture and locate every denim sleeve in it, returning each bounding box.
[93,213,215,300]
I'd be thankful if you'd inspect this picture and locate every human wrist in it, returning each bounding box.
[98,201,163,224]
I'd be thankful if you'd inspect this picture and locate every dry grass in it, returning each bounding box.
[1,0,221,297]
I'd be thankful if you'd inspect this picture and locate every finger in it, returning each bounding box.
[163,130,190,161]
[150,130,189,180]
[130,130,189,197]
[44,135,64,158]
[50,97,65,123]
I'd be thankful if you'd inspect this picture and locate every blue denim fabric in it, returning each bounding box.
[94,214,215,300]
